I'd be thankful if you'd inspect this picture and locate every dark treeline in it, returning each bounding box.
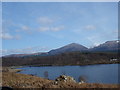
[2,52,120,66]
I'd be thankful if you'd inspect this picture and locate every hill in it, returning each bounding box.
[2,52,119,66]
[48,43,88,55]
[2,40,120,66]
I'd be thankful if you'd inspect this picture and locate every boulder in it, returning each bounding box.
[55,75,76,83]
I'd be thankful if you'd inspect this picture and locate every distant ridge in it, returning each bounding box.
[89,40,120,52]
[3,40,119,57]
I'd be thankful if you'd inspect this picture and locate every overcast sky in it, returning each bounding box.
[1,2,118,56]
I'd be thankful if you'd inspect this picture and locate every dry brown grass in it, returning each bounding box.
[2,72,52,88]
[2,72,119,89]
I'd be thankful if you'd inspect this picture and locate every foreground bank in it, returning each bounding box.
[2,67,119,89]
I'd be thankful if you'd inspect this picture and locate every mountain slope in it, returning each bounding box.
[48,43,88,55]
[89,40,120,52]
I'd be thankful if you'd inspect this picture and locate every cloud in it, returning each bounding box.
[1,46,51,56]
[51,26,64,31]
[0,32,21,40]
[38,26,64,32]
[21,25,30,31]
[87,36,102,48]
[84,25,96,30]
[0,32,13,39]
[37,16,64,32]
[0,49,7,56]
[15,35,21,39]
[37,17,53,25]
[38,27,50,32]
[93,42,100,47]
[15,25,33,35]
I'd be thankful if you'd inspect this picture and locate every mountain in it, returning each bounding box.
[89,40,120,52]
[48,43,88,55]
[2,40,119,66]
[3,40,119,58]
[48,40,119,55]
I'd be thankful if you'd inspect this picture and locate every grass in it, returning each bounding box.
[2,71,119,88]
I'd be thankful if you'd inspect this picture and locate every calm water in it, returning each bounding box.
[18,64,119,84]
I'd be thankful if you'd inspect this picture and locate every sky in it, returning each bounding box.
[1,2,118,56]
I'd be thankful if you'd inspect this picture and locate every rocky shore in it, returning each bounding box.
[2,67,119,89]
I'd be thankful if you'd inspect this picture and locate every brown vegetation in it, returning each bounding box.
[2,72,52,88]
[2,52,119,66]
[2,68,119,89]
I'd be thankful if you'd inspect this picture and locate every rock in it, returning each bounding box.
[53,81,58,85]
[79,80,85,84]
[55,75,76,83]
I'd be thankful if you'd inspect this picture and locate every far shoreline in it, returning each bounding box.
[9,62,119,68]
[5,63,119,74]
[3,62,119,74]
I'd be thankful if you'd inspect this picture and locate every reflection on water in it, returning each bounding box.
[18,64,119,84]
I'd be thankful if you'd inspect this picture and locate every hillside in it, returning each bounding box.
[89,40,120,52]
[48,43,88,55]
[2,40,120,66]
[2,52,119,66]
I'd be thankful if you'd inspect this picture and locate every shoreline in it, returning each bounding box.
[6,62,119,69]
[2,64,119,88]
[3,63,119,74]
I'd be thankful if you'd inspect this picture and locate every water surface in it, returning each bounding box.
[18,64,119,84]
